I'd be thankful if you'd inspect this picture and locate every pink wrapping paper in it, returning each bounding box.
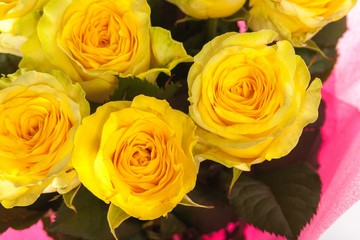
[0,221,51,240]
[1,2,360,240]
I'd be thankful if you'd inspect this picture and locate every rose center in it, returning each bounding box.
[24,116,42,139]
[230,80,255,99]
[130,145,154,167]
[96,23,110,47]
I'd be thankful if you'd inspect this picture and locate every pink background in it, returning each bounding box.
[1,2,360,239]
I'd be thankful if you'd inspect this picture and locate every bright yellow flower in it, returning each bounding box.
[72,95,198,220]
[188,30,322,170]
[0,70,89,208]
[0,0,47,20]
[19,0,192,103]
[248,0,357,46]
[0,0,47,56]
[167,0,246,19]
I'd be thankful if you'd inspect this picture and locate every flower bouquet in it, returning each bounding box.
[0,0,357,239]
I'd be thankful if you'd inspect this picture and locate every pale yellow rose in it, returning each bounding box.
[0,0,47,20]
[0,0,48,56]
[0,70,89,208]
[248,0,357,46]
[72,95,198,220]
[167,0,246,19]
[188,30,322,171]
[19,0,192,103]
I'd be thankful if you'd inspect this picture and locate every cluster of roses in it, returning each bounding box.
[0,0,355,237]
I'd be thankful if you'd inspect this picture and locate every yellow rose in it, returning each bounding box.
[0,0,47,56]
[167,0,246,19]
[0,0,47,20]
[72,95,198,220]
[19,0,191,103]
[0,70,89,208]
[248,0,357,46]
[188,30,322,171]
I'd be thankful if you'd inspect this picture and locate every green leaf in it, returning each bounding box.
[0,53,21,75]
[173,183,238,235]
[110,77,181,101]
[160,213,187,238]
[296,47,336,83]
[47,186,114,240]
[230,163,321,239]
[312,17,347,48]
[147,0,178,29]
[48,186,144,240]
[0,192,61,233]
[107,204,130,240]
[115,218,146,240]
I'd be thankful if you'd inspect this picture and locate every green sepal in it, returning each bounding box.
[110,76,181,101]
[62,184,81,212]
[179,195,213,209]
[107,204,130,240]
[175,16,200,25]
[302,40,331,60]
[228,168,242,198]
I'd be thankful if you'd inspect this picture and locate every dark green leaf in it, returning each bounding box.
[110,77,181,101]
[0,192,61,233]
[47,186,114,240]
[115,218,146,240]
[0,205,45,233]
[296,46,336,83]
[297,17,346,82]
[230,163,321,239]
[312,17,347,48]
[173,182,238,235]
[47,186,144,240]
[147,0,179,29]
[310,48,337,82]
[160,213,187,238]
[0,54,21,75]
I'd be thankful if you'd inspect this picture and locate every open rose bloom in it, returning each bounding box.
[188,30,322,170]
[0,0,48,56]
[0,0,358,239]
[18,0,191,102]
[72,95,199,220]
[248,0,357,46]
[0,70,89,208]
[166,0,246,19]
[0,0,48,20]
